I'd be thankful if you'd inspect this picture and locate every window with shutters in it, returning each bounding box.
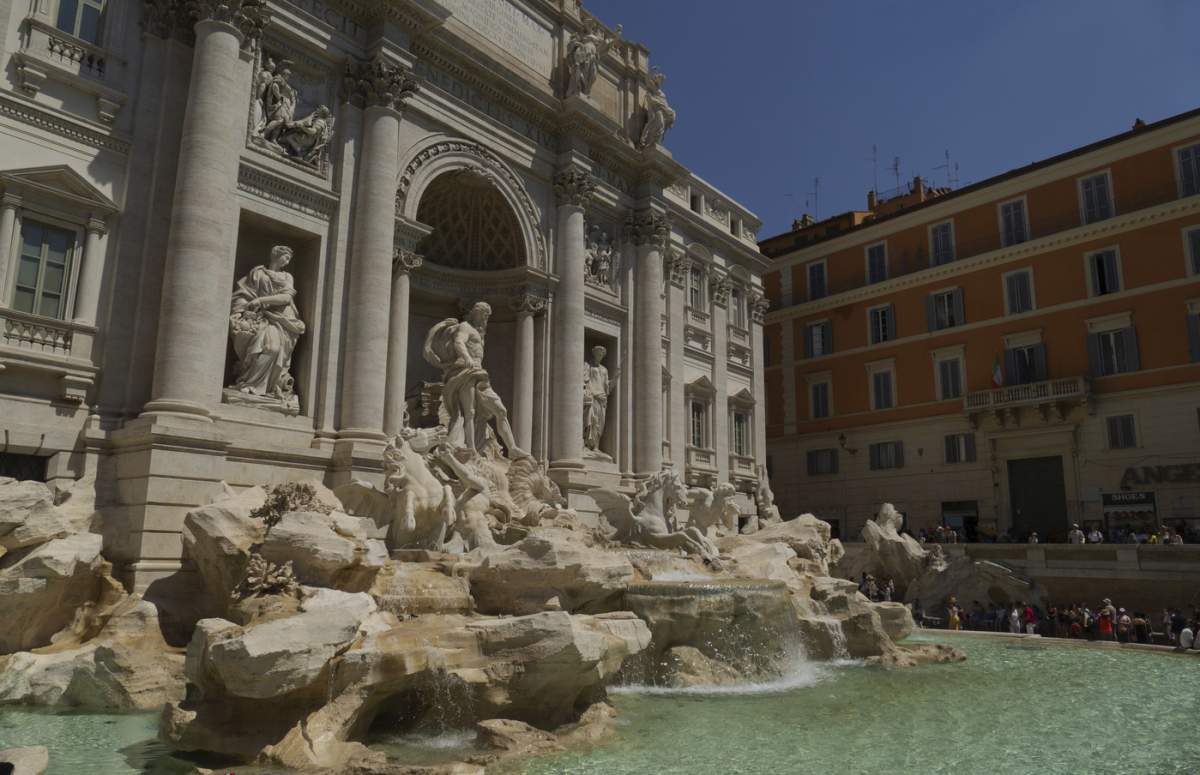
[689,398,709,449]
[810,379,831,419]
[999,198,1028,246]
[930,221,955,266]
[936,357,964,400]
[12,219,78,320]
[806,448,838,475]
[944,433,977,464]
[1089,326,1139,376]
[929,288,963,330]
[1185,227,1200,277]
[688,265,705,310]
[870,368,895,410]
[1004,343,1046,385]
[869,441,904,470]
[1086,248,1122,297]
[805,320,831,358]
[1106,414,1137,449]
[807,260,827,300]
[56,0,107,46]
[868,304,894,345]
[1079,172,1114,224]
[1003,269,1035,315]
[1178,143,1200,198]
[865,242,887,284]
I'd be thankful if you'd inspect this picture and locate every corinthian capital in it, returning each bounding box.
[343,55,420,111]
[187,0,269,48]
[142,0,186,39]
[393,248,424,274]
[625,209,670,250]
[512,291,547,317]
[553,168,596,208]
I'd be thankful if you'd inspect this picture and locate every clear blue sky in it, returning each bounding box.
[584,0,1199,238]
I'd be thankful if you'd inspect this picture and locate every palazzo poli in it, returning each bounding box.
[0,0,768,598]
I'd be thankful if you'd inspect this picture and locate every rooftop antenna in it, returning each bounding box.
[871,144,878,196]
[934,149,960,188]
[889,156,902,193]
[807,176,820,220]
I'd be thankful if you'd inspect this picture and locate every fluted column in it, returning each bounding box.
[0,191,20,302]
[548,167,596,469]
[144,1,267,420]
[73,216,108,325]
[512,291,545,452]
[338,56,420,440]
[630,208,670,475]
[383,248,422,436]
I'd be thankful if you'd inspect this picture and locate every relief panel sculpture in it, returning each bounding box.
[250,54,335,169]
[583,224,617,290]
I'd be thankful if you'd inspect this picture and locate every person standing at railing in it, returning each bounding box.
[1067,524,1086,544]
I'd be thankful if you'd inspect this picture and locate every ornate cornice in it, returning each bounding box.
[626,209,670,250]
[237,163,338,220]
[187,0,270,48]
[342,55,420,111]
[0,95,130,155]
[553,168,596,208]
[393,248,424,274]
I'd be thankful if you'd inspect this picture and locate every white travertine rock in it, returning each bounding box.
[369,561,472,616]
[0,533,103,654]
[469,529,633,615]
[0,479,74,552]
[0,597,185,709]
[743,514,838,575]
[259,511,387,593]
[873,601,915,642]
[861,503,930,592]
[182,485,267,612]
[0,745,49,775]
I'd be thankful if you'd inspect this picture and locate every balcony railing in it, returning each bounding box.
[686,445,718,472]
[729,454,757,479]
[0,307,97,401]
[964,376,1089,413]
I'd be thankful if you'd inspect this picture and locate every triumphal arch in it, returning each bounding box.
[0,0,767,596]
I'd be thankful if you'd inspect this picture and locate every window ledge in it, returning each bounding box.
[14,17,128,124]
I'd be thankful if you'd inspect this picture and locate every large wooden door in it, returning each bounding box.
[1007,456,1068,541]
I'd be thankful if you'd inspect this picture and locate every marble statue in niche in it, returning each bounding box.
[226,245,305,415]
[583,345,618,459]
[423,302,528,459]
[251,55,334,168]
[583,224,617,289]
[638,68,676,149]
[565,20,622,98]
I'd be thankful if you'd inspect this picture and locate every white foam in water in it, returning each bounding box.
[612,655,840,697]
[649,570,715,582]
[388,729,477,750]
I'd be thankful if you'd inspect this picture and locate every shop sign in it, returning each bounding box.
[1119,463,1200,489]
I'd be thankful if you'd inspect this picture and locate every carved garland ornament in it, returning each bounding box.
[393,248,424,274]
[667,248,689,288]
[710,275,732,308]
[396,140,548,269]
[750,291,771,323]
[553,168,596,208]
[512,292,548,317]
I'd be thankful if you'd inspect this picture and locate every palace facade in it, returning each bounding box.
[0,0,768,598]
[761,108,1200,542]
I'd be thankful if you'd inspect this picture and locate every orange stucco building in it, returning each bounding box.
[760,108,1200,542]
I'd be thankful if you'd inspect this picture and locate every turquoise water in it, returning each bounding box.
[3,635,1198,775]
[522,634,1200,775]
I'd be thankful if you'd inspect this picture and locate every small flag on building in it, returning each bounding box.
[992,355,1003,387]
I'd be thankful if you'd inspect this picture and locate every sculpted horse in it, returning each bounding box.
[590,470,721,563]
[686,482,742,537]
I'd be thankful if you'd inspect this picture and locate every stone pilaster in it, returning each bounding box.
[383,248,423,437]
[548,166,596,470]
[142,5,264,421]
[512,291,546,452]
[711,275,730,483]
[0,191,21,302]
[665,249,687,472]
[628,207,669,476]
[338,55,419,440]
[73,216,108,326]
[750,290,769,465]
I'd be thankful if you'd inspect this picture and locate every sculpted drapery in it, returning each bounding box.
[228,245,305,410]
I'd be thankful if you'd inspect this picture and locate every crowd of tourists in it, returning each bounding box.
[856,574,896,603]
[933,596,1200,649]
[912,523,1192,545]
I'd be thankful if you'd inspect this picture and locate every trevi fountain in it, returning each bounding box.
[0,1,1198,774]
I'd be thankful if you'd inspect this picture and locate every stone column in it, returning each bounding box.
[548,167,595,470]
[711,275,731,482]
[750,292,770,464]
[383,248,422,436]
[73,216,108,325]
[629,207,670,475]
[143,4,266,421]
[666,249,688,471]
[338,56,420,440]
[0,191,20,299]
[511,291,545,452]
